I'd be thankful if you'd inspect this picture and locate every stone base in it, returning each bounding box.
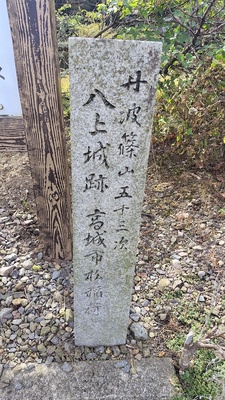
[0,358,179,400]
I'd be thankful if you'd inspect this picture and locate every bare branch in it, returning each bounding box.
[179,327,225,371]
[94,11,120,38]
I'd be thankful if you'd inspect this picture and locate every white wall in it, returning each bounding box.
[0,0,22,116]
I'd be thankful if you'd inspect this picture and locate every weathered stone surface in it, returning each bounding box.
[0,359,177,400]
[69,38,162,346]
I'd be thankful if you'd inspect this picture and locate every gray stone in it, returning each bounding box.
[52,270,60,280]
[114,359,128,369]
[45,356,54,366]
[69,38,162,346]
[12,319,22,325]
[130,312,140,322]
[37,253,43,261]
[86,352,97,360]
[198,294,205,302]
[4,253,17,263]
[61,362,73,373]
[14,380,22,390]
[21,260,33,269]
[0,359,176,400]
[130,323,148,340]
[198,270,206,279]
[0,308,13,323]
[0,265,14,277]
[95,346,105,354]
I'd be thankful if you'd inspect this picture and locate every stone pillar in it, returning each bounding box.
[69,38,162,346]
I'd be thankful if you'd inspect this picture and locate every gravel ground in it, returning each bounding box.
[0,152,225,386]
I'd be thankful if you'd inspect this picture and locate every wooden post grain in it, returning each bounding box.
[6,0,72,259]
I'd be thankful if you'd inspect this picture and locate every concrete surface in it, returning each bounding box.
[0,358,178,399]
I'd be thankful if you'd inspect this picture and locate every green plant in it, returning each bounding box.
[167,332,225,399]
[56,4,81,69]
[21,199,29,211]
[32,265,41,271]
[55,1,225,169]
[175,302,205,327]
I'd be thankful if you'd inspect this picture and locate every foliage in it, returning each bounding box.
[153,53,225,168]
[61,74,70,120]
[167,334,225,399]
[55,1,225,168]
[56,4,81,68]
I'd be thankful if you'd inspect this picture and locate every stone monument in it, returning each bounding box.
[69,38,162,346]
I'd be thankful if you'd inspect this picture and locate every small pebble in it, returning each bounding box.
[62,362,73,373]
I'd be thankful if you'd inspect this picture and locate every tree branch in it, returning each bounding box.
[179,328,225,371]
[94,11,120,38]
[162,0,218,75]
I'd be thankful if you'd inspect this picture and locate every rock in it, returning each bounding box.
[1,368,14,384]
[123,363,130,373]
[21,259,33,269]
[95,346,105,354]
[0,308,13,323]
[86,353,97,360]
[171,259,181,268]
[50,335,59,345]
[45,356,54,365]
[65,308,73,323]
[74,348,82,359]
[14,380,23,390]
[15,281,26,291]
[12,319,22,325]
[172,279,182,290]
[159,313,167,321]
[198,294,205,302]
[62,362,73,373]
[130,322,148,340]
[37,343,47,353]
[143,348,151,358]
[114,360,128,369]
[0,265,14,277]
[130,312,140,322]
[4,253,17,263]
[112,346,120,357]
[193,245,203,251]
[29,321,37,332]
[37,253,43,261]
[158,278,170,290]
[45,312,53,320]
[52,271,60,280]
[198,271,206,279]
[40,326,51,336]
[12,298,28,307]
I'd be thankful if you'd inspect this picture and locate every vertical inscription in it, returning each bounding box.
[70,38,162,346]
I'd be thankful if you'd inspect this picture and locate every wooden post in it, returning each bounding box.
[6,0,72,260]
